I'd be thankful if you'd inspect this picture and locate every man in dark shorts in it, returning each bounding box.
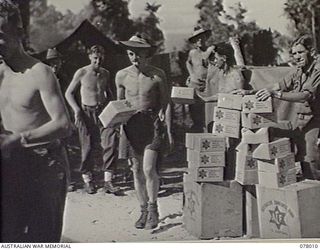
[0,0,72,242]
[115,35,170,229]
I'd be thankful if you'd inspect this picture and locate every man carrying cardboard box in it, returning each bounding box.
[65,45,120,194]
[116,34,170,229]
[234,35,320,180]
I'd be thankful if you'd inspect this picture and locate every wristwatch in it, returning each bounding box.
[273,91,283,99]
[20,132,29,145]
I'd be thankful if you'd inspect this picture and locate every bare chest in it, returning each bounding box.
[81,72,106,91]
[123,72,160,96]
[0,71,39,111]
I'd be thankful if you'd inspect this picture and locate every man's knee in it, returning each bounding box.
[131,158,142,175]
[143,165,158,179]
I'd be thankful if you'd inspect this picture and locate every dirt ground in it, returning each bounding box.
[60,134,202,243]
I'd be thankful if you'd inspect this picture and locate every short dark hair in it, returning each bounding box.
[0,0,23,30]
[291,35,316,57]
[88,45,105,55]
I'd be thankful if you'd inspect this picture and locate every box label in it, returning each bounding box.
[213,107,241,124]
[213,122,240,138]
[260,199,296,236]
[242,96,272,113]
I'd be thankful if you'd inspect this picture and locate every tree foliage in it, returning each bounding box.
[28,0,165,53]
[284,0,320,50]
[132,2,165,53]
[189,0,283,65]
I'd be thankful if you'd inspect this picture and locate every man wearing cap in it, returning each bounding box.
[116,34,170,229]
[0,0,72,242]
[186,27,215,132]
[65,45,120,194]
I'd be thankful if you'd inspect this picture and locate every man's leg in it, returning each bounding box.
[100,126,120,194]
[142,149,160,229]
[131,156,149,229]
[302,125,320,180]
[77,113,95,194]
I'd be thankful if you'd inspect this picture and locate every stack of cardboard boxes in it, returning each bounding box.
[183,133,243,239]
[212,93,242,138]
[234,95,274,185]
[186,133,225,182]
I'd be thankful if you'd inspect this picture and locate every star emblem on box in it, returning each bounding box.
[253,116,262,125]
[215,110,224,120]
[270,146,278,156]
[279,174,287,185]
[187,191,196,215]
[279,160,286,171]
[200,155,210,164]
[244,100,254,110]
[247,158,257,169]
[124,101,133,108]
[215,124,224,133]
[201,140,211,150]
[269,205,287,230]
[198,169,208,179]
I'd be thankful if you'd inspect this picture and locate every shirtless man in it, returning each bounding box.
[186,27,215,132]
[116,35,170,229]
[65,45,119,194]
[0,0,72,242]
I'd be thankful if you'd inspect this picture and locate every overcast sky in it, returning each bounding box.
[48,0,291,51]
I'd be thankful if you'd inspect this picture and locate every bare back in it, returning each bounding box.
[0,60,66,133]
[116,65,167,112]
[79,66,109,106]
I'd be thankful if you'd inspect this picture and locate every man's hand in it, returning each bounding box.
[158,109,165,122]
[256,88,273,101]
[74,110,83,127]
[167,131,175,153]
[0,133,21,157]
[231,89,252,96]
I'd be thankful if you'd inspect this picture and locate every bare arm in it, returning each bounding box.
[65,69,83,114]
[158,71,170,113]
[186,51,195,77]
[103,70,114,100]
[22,65,72,143]
[115,71,126,100]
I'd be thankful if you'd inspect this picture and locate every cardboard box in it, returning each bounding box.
[241,127,269,144]
[183,174,243,239]
[235,170,259,185]
[241,113,292,130]
[187,151,225,167]
[217,93,243,111]
[212,122,240,138]
[258,168,297,188]
[236,142,258,156]
[242,95,272,113]
[213,107,241,125]
[189,167,224,182]
[257,180,320,238]
[236,152,258,171]
[99,100,138,128]
[185,133,225,152]
[171,86,195,104]
[244,185,260,238]
[257,153,295,173]
[252,138,292,160]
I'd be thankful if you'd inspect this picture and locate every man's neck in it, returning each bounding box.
[196,46,206,52]
[5,46,31,72]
